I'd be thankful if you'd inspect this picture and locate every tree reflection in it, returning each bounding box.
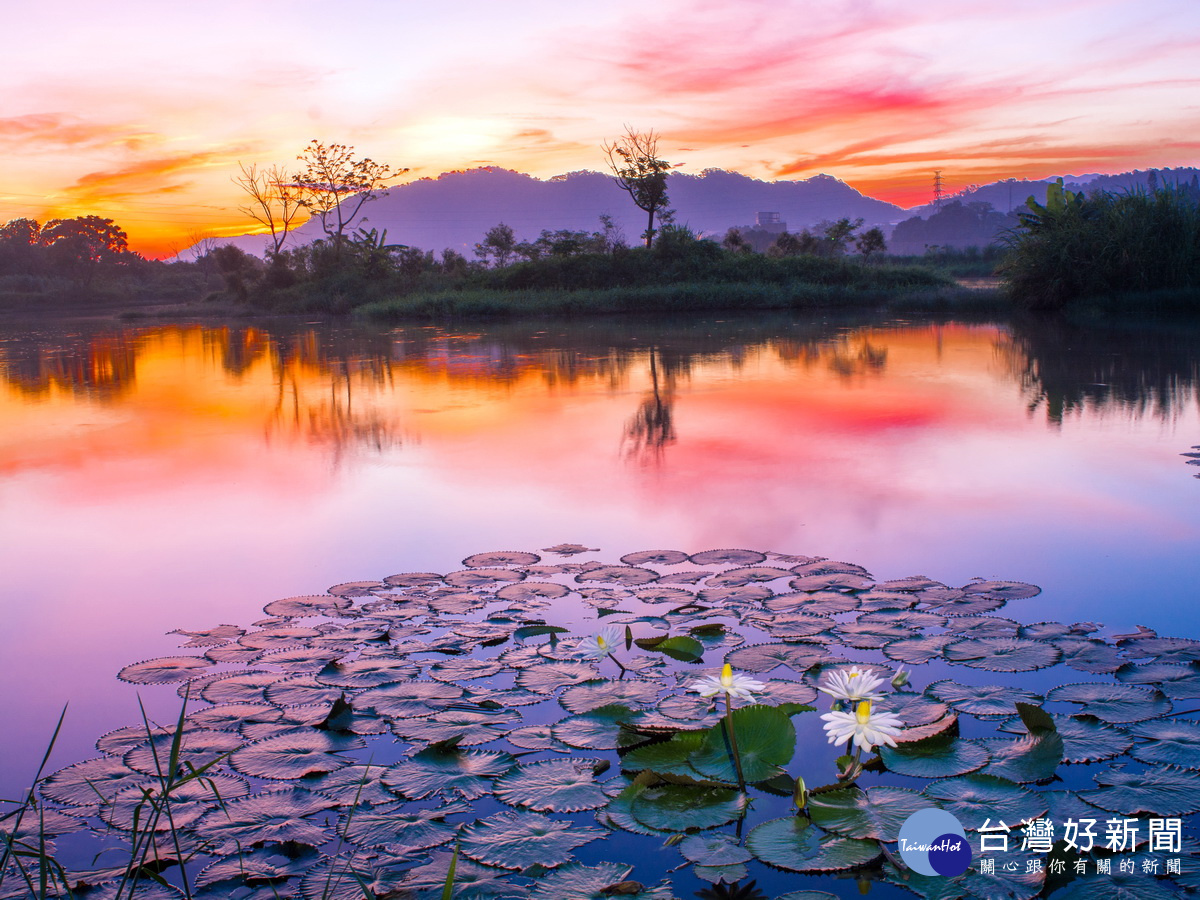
[622,347,677,465]
[999,316,1200,424]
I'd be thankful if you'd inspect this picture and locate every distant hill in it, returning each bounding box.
[187,165,1200,260]
[191,168,904,259]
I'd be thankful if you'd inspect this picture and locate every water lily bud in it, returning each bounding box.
[792,775,808,812]
[891,667,910,689]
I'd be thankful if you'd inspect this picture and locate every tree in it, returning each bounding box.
[603,127,672,248]
[474,223,517,267]
[822,217,864,256]
[234,163,305,256]
[292,141,405,258]
[40,216,130,284]
[856,227,887,260]
[0,218,43,275]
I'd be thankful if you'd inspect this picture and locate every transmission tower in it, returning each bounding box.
[933,170,945,208]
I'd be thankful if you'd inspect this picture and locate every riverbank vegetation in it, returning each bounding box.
[1000,180,1200,310]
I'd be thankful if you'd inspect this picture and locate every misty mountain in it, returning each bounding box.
[904,167,1200,218]
[193,165,1200,260]
[202,168,904,259]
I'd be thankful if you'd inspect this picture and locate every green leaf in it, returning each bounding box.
[630,784,747,831]
[745,816,880,872]
[620,731,706,777]
[652,635,704,662]
[688,705,797,784]
[879,733,991,778]
[1014,702,1056,735]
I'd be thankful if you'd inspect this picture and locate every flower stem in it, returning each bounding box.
[723,693,747,793]
[610,654,628,679]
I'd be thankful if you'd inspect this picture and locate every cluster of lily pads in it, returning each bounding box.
[6,546,1200,900]
[1185,446,1200,479]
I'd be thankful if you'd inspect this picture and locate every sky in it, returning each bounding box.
[2,0,1198,256]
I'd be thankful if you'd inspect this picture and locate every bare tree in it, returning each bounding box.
[234,163,305,256]
[603,127,672,248]
[292,141,405,257]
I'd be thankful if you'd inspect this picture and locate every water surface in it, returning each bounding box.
[1,312,1198,798]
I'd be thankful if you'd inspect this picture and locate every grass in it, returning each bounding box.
[353,278,991,323]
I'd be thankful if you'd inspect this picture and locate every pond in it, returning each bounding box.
[1,311,1199,898]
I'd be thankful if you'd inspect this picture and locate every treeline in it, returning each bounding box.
[0,216,202,306]
[197,218,950,317]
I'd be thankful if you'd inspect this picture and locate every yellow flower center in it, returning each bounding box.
[720,663,734,686]
[856,700,872,724]
[597,635,609,649]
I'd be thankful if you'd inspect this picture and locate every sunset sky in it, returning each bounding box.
[2,0,1197,255]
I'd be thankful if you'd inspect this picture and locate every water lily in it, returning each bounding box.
[891,666,910,689]
[821,700,904,753]
[690,664,766,702]
[579,626,623,659]
[816,667,887,704]
[579,626,629,675]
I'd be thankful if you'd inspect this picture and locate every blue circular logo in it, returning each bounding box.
[898,809,971,877]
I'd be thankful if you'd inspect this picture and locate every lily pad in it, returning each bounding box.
[880,734,991,778]
[118,656,214,685]
[459,810,606,870]
[631,784,747,831]
[997,714,1131,764]
[193,786,337,851]
[808,785,930,841]
[688,704,797,784]
[1046,682,1173,723]
[1128,718,1200,769]
[978,731,1065,783]
[724,643,830,674]
[943,637,1061,672]
[621,550,690,566]
[1081,767,1200,816]
[463,551,541,567]
[553,704,644,750]
[229,728,363,779]
[679,833,753,866]
[494,758,609,812]
[337,804,460,851]
[690,549,767,566]
[383,745,516,800]
[745,816,881,872]
[927,680,1043,717]
[560,679,660,714]
[923,774,1046,830]
[528,862,673,899]
[575,566,659,585]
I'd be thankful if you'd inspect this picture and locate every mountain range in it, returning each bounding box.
[196,166,1198,259]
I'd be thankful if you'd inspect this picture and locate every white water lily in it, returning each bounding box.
[579,626,623,659]
[690,664,766,702]
[821,700,904,752]
[816,666,887,703]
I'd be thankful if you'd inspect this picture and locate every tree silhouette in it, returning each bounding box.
[292,141,405,259]
[603,128,672,248]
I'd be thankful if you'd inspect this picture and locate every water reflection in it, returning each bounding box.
[1000,316,1200,424]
